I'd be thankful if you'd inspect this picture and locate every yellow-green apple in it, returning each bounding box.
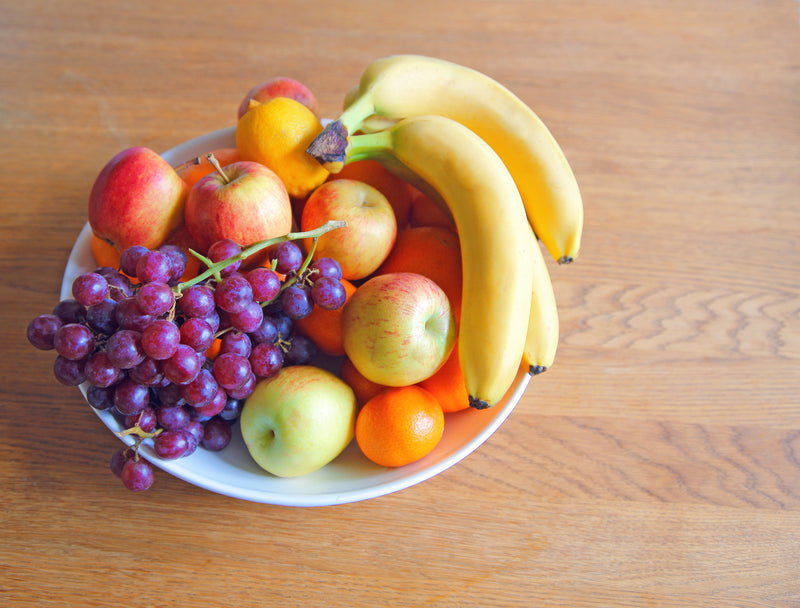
[237,76,320,119]
[342,272,456,386]
[300,179,397,280]
[184,159,292,257]
[240,365,357,477]
[88,147,188,252]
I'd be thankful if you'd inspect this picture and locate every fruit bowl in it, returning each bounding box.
[61,127,531,506]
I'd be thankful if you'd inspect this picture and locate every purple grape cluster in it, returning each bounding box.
[26,235,347,492]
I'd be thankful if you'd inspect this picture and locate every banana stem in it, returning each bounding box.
[306,93,377,171]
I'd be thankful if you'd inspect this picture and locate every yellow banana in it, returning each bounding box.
[523,230,560,374]
[319,115,534,409]
[313,54,583,264]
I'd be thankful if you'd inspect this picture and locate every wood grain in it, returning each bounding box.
[2,1,799,606]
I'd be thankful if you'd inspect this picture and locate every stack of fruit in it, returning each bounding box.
[26,54,583,492]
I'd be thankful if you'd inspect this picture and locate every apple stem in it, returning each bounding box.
[206,153,230,184]
[174,220,347,294]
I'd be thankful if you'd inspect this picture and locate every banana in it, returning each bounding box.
[523,231,560,375]
[327,115,535,409]
[311,54,583,264]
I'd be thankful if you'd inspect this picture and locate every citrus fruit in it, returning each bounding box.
[235,97,329,198]
[355,385,445,467]
[418,339,469,413]
[340,356,387,406]
[408,188,455,229]
[294,278,357,356]
[91,234,121,268]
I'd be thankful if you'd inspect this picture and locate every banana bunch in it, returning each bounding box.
[307,55,582,409]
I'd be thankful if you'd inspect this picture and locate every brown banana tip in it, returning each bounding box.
[468,395,491,410]
[306,120,349,167]
[557,255,574,265]
[529,365,547,376]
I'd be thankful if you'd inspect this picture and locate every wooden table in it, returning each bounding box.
[3,1,799,605]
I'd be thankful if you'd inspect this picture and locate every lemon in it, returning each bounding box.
[235,97,329,198]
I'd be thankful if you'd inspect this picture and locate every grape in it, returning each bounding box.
[202,416,232,452]
[53,299,86,324]
[249,315,278,345]
[157,404,192,431]
[53,323,95,361]
[135,282,175,316]
[178,284,215,318]
[226,371,256,400]
[136,250,173,284]
[310,276,347,310]
[179,317,215,353]
[207,239,242,277]
[104,272,134,302]
[271,313,293,340]
[153,429,189,459]
[86,299,118,335]
[219,397,244,421]
[219,331,252,358]
[120,245,149,278]
[249,342,283,378]
[114,297,154,332]
[158,244,188,284]
[106,329,146,370]
[212,353,252,390]
[181,368,219,407]
[112,377,150,416]
[280,284,313,319]
[84,351,122,388]
[246,267,281,302]
[202,309,221,334]
[163,344,202,385]
[125,406,157,433]
[214,275,253,313]
[121,458,155,491]
[193,386,227,417]
[141,319,180,360]
[309,257,343,281]
[269,241,303,274]
[72,272,109,307]
[156,382,186,408]
[27,314,63,350]
[227,299,263,333]
[183,421,204,456]
[284,334,317,365]
[53,356,86,386]
[110,449,129,478]
[128,357,164,386]
[86,385,115,410]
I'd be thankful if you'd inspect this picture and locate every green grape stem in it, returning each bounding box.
[174,220,346,295]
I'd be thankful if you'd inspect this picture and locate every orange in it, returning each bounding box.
[355,385,445,467]
[375,226,463,321]
[175,147,241,190]
[205,337,222,361]
[340,357,387,406]
[418,340,469,413]
[293,278,357,356]
[328,160,414,228]
[91,234,121,268]
[408,188,455,230]
[235,97,329,198]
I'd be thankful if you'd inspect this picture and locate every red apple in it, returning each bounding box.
[300,179,397,280]
[184,159,292,256]
[88,147,188,252]
[237,76,320,120]
[341,272,456,386]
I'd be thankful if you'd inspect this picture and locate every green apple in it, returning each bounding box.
[240,365,357,478]
[341,272,456,386]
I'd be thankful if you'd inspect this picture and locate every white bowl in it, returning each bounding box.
[62,127,531,506]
